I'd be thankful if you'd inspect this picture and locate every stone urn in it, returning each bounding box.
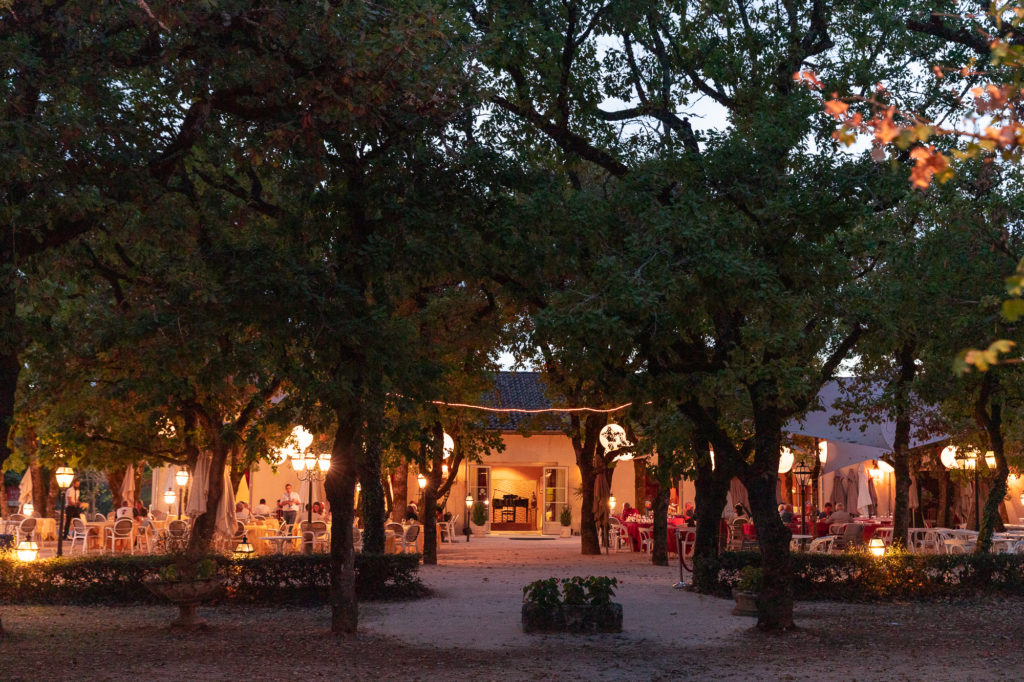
[731,589,758,617]
[145,576,226,629]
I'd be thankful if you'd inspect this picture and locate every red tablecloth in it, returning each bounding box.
[619,517,688,551]
[816,519,893,541]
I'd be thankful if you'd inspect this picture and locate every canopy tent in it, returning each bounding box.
[185,454,237,542]
[786,380,946,473]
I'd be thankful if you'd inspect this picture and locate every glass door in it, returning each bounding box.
[543,467,567,534]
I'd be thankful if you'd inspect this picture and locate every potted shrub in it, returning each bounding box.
[145,556,225,629]
[731,565,761,617]
[561,576,622,633]
[521,578,564,633]
[559,505,572,537]
[521,575,623,634]
[470,500,489,534]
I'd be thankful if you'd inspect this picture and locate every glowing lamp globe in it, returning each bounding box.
[940,445,959,470]
[442,463,449,477]
[234,534,255,559]
[290,455,305,472]
[985,451,996,469]
[609,495,616,511]
[292,426,314,451]
[818,441,828,465]
[868,537,885,557]
[163,489,176,506]
[465,494,473,508]
[442,432,455,459]
[175,469,190,487]
[317,453,331,473]
[23,502,33,517]
[16,541,38,562]
[417,473,426,490]
[55,466,75,489]
[876,460,894,474]
[778,447,794,474]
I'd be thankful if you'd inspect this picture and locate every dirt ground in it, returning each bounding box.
[3,536,1023,681]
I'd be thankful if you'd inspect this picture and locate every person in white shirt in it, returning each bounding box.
[62,480,85,538]
[115,501,132,520]
[253,499,272,517]
[278,484,301,526]
[235,501,252,523]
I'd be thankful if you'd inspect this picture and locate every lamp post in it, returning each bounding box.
[55,466,75,558]
[163,488,176,515]
[417,472,426,509]
[175,468,189,520]
[792,460,813,535]
[464,494,472,542]
[943,446,980,530]
[292,450,330,554]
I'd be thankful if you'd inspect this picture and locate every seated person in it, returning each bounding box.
[620,502,639,520]
[310,501,327,522]
[253,498,272,516]
[780,504,794,523]
[681,502,695,524]
[819,502,834,519]
[404,503,418,522]
[132,500,149,522]
[825,502,853,524]
[115,501,132,520]
[733,503,751,524]
[235,501,252,523]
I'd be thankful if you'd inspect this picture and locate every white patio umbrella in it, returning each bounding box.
[120,464,135,505]
[215,467,237,542]
[18,470,32,513]
[857,463,874,516]
[185,455,211,517]
[235,475,250,505]
[908,474,919,509]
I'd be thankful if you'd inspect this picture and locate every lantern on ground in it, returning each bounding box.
[16,541,38,562]
[868,537,885,557]
[234,534,255,559]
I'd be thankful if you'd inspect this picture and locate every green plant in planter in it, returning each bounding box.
[559,505,572,527]
[523,577,561,608]
[560,576,586,605]
[582,576,617,605]
[735,565,762,593]
[471,501,488,526]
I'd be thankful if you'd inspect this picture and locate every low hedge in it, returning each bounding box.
[0,552,426,605]
[697,550,1024,601]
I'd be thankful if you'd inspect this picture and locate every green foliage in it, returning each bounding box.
[471,501,489,526]
[559,505,572,527]
[0,553,425,605]
[700,550,1024,601]
[735,565,763,593]
[523,575,618,607]
[522,577,561,608]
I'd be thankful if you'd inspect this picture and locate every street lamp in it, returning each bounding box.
[163,488,176,510]
[465,494,473,542]
[23,502,33,517]
[417,472,427,509]
[292,449,330,554]
[792,460,813,535]
[175,468,189,520]
[54,466,74,558]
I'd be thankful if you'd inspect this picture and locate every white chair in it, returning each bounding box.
[436,519,453,543]
[399,524,420,553]
[637,527,654,553]
[310,521,329,552]
[105,518,134,554]
[16,517,37,544]
[69,518,91,554]
[873,527,894,547]
[134,520,154,553]
[608,518,631,551]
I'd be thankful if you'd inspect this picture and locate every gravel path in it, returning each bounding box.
[3,536,1022,680]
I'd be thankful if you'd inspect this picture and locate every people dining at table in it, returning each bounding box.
[682,502,695,525]
[819,502,833,519]
[253,498,272,516]
[236,501,252,523]
[733,503,751,524]
[132,499,148,523]
[404,503,419,522]
[115,500,132,520]
[621,502,639,520]
[825,502,853,524]
[780,504,794,523]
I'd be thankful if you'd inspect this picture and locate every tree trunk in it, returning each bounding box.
[187,444,228,556]
[30,462,48,518]
[633,459,646,511]
[45,468,58,520]
[390,462,408,523]
[0,280,20,477]
[890,341,916,549]
[326,414,359,634]
[692,438,730,594]
[744,399,794,632]
[572,413,605,555]
[358,440,386,553]
[936,460,951,529]
[651,479,670,566]
[976,383,1007,553]
[107,467,126,509]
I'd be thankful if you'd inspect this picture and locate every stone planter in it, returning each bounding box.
[559,525,571,538]
[521,603,565,633]
[145,577,226,630]
[731,589,758,617]
[521,603,623,633]
[471,522,489,536]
